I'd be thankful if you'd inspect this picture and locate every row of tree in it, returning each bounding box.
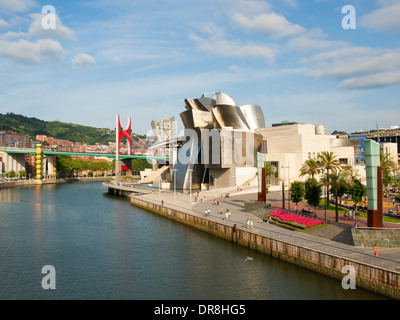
[266,150,398,222]
[55,156,153,177]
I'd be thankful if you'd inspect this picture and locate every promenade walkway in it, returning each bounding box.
[124,184,400,273]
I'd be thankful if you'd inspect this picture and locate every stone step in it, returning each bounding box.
[305,223,354,245]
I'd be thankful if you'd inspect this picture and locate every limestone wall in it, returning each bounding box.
[352,227,400,248]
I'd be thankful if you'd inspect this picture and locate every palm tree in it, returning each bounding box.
[326,169,349,222]
[317,151,340,207]
[300,158,319,181]
[380,152,397,189]
[264,161,276,183]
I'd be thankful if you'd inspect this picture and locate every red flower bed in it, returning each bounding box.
[269,210,326,229]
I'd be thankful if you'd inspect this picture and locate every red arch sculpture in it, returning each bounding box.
[116,114,132,161]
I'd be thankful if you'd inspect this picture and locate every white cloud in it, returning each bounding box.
[190,31,276,64]
[231,11,304,38]
[360,2,400,33]
[227,0,305,38]
[72,53,95,69]
[285,29,346,53]
[0,38,63,65]
[302,46,400,90]
[337,71,400,90]
[306,48,400,79]
[0,19,9,28]
[27,13,75,40]
[0,0,36,12]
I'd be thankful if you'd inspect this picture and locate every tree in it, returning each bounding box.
[305,178,322,213]
[131,158,152,174]
[5,170,16,178]
[300,158,319,180]
[380,152,397,189]
[349,179,367,211]
[56,155,74,176]
[290,181,305,212]
[264,161,275,181]
[317,151,340,206]
[326,169,349,222]
[18,170,27,178]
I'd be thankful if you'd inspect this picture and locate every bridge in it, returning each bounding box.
[2,147,169,160]
[0,114,171,181]
[0,147,169,181]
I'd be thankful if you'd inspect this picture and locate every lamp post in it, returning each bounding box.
[281,164,290,211]
[173,169,177,200]
[214,178,218,199]
[189,169,193,203]
[159,175,161,196]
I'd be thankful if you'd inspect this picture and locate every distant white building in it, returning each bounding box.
[255,122,369,189]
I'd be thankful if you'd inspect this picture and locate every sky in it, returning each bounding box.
[0,0,399,137]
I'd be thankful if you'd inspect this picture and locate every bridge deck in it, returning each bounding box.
[1,148,169,160]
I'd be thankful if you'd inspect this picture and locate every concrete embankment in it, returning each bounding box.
[126,191,400,300]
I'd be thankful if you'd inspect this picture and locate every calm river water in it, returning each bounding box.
[0,182,388,300]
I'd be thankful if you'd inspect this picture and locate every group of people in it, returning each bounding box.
[246,219,254,229]
[205,207,231,219]
[344,209,356,220]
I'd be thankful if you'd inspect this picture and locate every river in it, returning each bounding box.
[0,182,388,299]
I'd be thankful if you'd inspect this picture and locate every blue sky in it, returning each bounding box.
[0,0,399,136]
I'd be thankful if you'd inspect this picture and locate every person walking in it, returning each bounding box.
[227,209,231,219]
[344,210,347,220]
[374,243,379,256]
[250,219,253,229]
[246,219,250,229]
[208,208,211,216]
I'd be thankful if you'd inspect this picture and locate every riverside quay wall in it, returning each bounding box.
[130,196,400,300]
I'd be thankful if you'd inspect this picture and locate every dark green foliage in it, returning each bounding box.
[56,155,114,176]
[0,112,114,144]
[349,179,367,206]
[131,158,152,174]
[290,181,305,205]
[305,178,322,209]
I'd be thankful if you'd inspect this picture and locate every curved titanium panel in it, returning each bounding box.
[212,105,250,130]
[192,109,213,129]
[184,98,209,112]
[215,92,235,106]
[180,110,195,129]
[195,98,215,111]
[239,105,265,131]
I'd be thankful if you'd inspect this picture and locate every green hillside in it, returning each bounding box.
[0,113,115,144]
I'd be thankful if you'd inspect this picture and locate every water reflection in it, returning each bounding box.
[0,183,389,300]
